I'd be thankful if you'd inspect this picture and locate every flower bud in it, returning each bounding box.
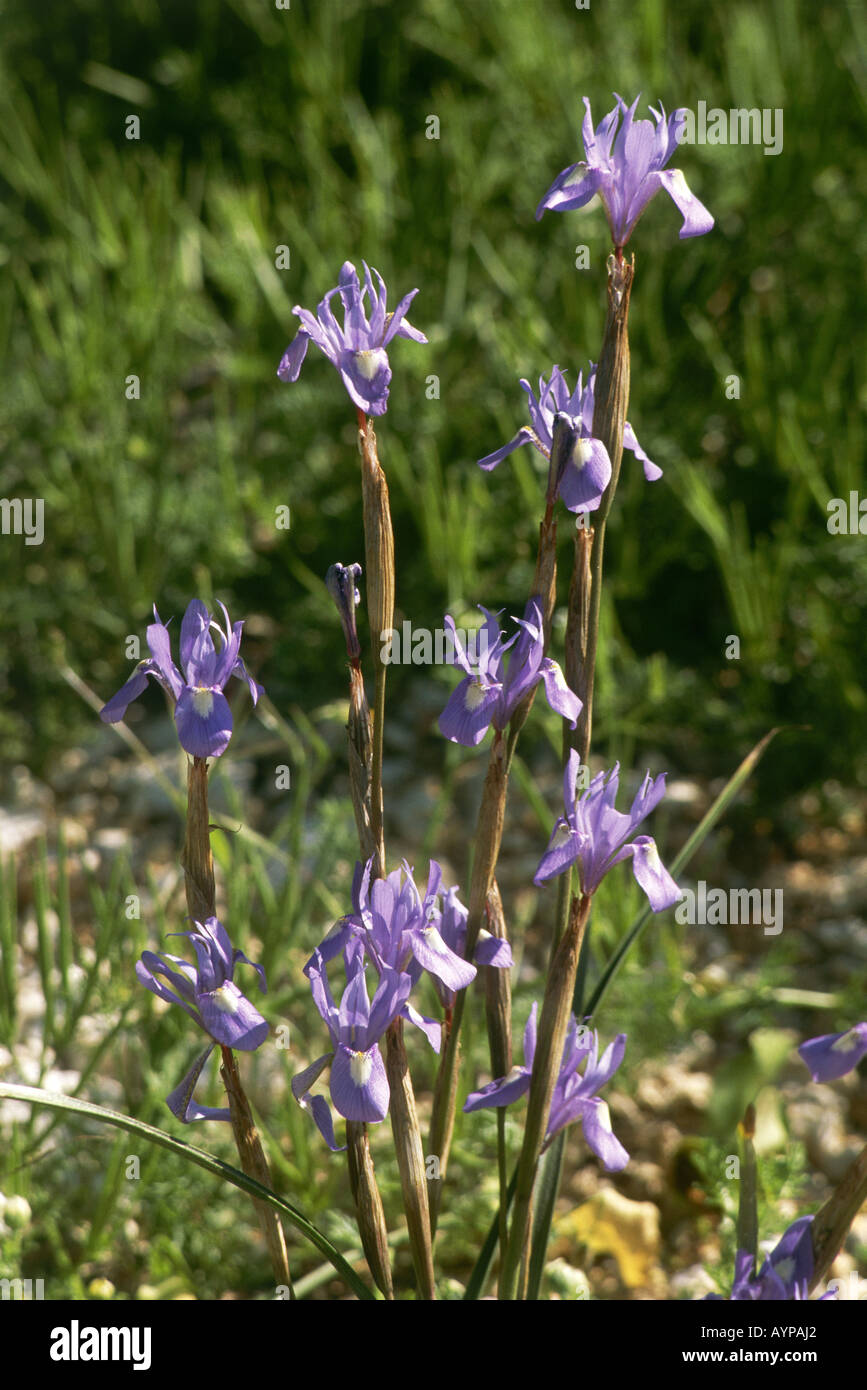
[326,562,363,663]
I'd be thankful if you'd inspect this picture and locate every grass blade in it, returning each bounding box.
[526,1132,564,1300]
[463,1168,516,1301]
[0,1083,377,1301]
[582,727,784,1018]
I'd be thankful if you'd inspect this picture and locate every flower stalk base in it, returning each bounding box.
[499,893,592,1299]
[386,1018,436,1299]
[221,1045,294,1296]
[346,1120,393,1299]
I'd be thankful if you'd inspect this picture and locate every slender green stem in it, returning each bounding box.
[337,643,392,1293]
[428,986,466,1233]
[496,1109,509,1265]
[484,881,513,1268]
[355,411,435,1296]
[221,1044,294,1296]
[737,1104,758,1265]
[499,893,592,1299]
[528,1132,565,1299]
[572,521,606,760]
[181,756,216,922]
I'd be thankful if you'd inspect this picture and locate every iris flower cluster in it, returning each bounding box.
[537,93,714,247]
[478,363,659,512]
[438,598,581,747]
[292,953,410,1151]
[706,1217,835,1302]
[277,260,426,416]
[100,599,262,760]
[136,916,269,1123]
[118,84,729,1289]
[535,751,680,912]
[465,1003,629,1170]
[293,859,512,1146]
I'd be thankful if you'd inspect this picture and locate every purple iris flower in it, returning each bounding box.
[706,1217,828,1301]
[100,599,262,760]
[439,597,581,747]
[309,859,479,1049]
[535,751,680,911]
[136,916,268,1123]
[432,885,513,1011]
[292,951,412,1151]
[277,260,427,416]
[478,364,659,511]
[464,1003,629,1170]
[798,1023,867,1083]
[536,94,714,247]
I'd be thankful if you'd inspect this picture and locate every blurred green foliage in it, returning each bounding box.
[0,0,864,800]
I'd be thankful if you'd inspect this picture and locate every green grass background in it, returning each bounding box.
[0,0,865,1299]
[0,0,864,791]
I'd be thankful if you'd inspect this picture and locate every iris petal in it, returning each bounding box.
[174,686,234,759]
[331,1043,389,1122]
[166,1045,231,1124]
[197,980,269,1050]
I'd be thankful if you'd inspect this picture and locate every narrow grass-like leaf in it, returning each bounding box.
[509,751,559,836]
[0,1083,376,1301]
[463,1169,516,1301]
[33,841,55,1050]
[527,1133,564,1301]
[56,824,73,999]
[583,727,783,1018]
[0,855,17,1041]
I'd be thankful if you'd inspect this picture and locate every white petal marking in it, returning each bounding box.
[595,1100,613,1133]
[350,1050,373,1088]
[211,984,240,1016]
[192,687,215,717]
[464,679,487,711]
[354,348,388,381]
[571,438,593,472]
